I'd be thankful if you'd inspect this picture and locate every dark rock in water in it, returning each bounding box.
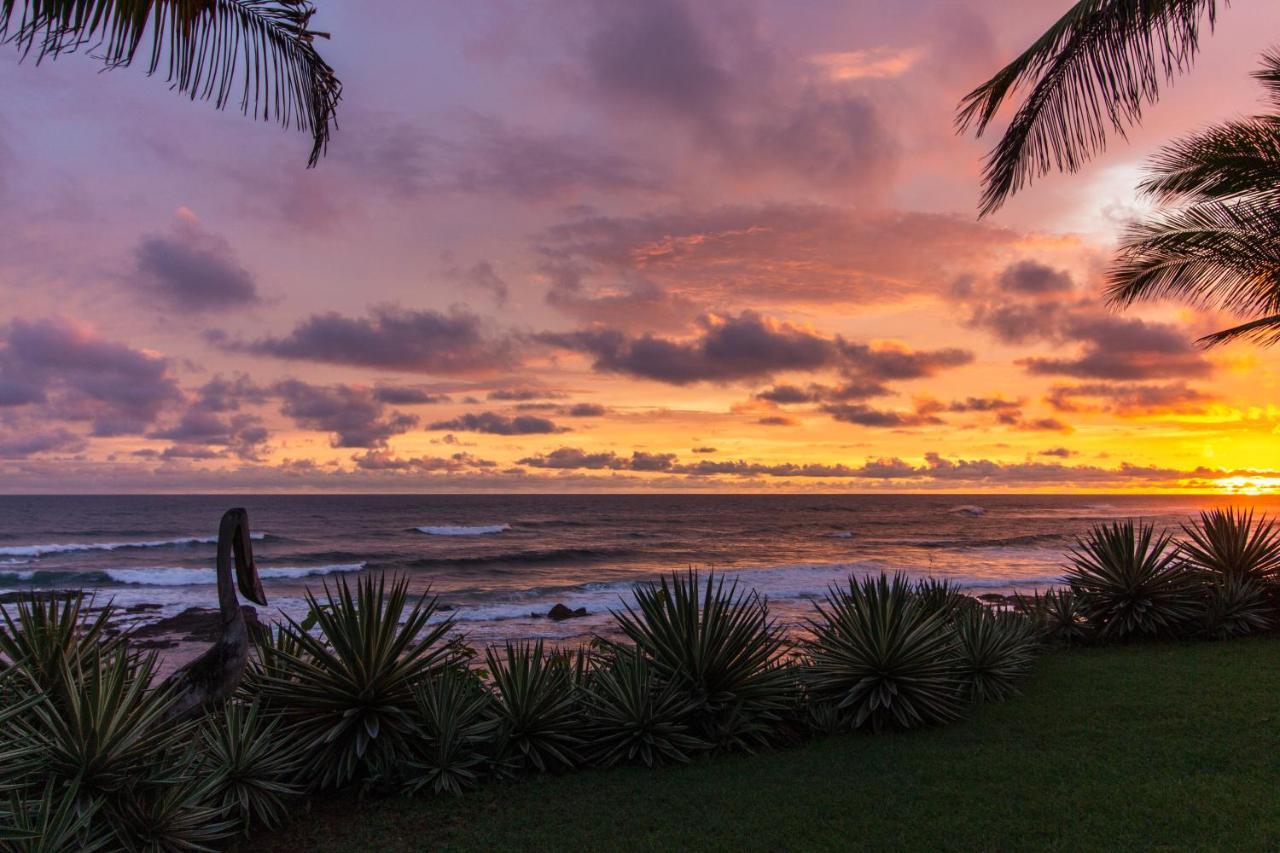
[125,602,164,614]
[977,593,1008,603]
[438,604,455,612]
[131,606,261,643]
[547,603,588,621]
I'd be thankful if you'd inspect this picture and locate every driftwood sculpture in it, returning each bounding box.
[163,507,267,719]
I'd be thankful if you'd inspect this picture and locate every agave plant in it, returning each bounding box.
[954,608,1037,704]
[198,701,300,832]
[401,667,495,796]
[0,784,106,852]
[21,650,183,799]
[1180,508,1280,582]
[104,771,236,853]
[581,647,705,768]
[1016,588,1092,646]
[486,640,583,774]
[0,591,124,697]
[1202,574,1273,640]
[613,571,791,751]
[254,574,458,790]
[1066,521,1201,641]
[804,573,963,732]
[912,577,975,624]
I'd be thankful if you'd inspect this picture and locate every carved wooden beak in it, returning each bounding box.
[232,514,268,607]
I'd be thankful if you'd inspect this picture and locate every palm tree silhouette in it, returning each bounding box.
[1109,51,1280,347]
[1,0,341,165]
[956,0,1220,216]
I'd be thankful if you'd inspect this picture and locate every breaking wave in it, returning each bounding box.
[0,562,363,587]
[415,524,511,536]
[0,532,268,559]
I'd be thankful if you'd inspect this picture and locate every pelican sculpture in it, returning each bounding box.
[163,507,267,719]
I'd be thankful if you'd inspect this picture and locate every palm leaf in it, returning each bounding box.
[957,0,1219,215]
[0,0,340,165]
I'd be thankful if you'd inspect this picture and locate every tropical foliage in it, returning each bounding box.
[1108,53,1280,346]
[613,571,791,751]
[804,573,964,732]
[0,0,342,165]
[957,0,1221,215]
[252,574,459,789]
[1066,520,1200,641]
[3,508,1277,844]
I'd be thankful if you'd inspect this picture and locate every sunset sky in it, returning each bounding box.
[3,0,1280,493]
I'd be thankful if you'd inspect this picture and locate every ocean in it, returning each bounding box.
[0,494,1269,645]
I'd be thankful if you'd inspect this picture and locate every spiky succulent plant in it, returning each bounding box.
[1067,521,1201,641]
[804,573,963,732]
[612,571,791,752]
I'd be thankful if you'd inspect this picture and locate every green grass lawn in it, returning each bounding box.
[258,637,1280,852]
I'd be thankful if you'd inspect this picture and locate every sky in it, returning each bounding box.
[3,0,1280,494]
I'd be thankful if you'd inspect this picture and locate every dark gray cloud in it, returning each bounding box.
[996,260,1074,295]
[372,385,452,405]
[959,259,1212,381]
[1045,381,1212,415]
[947,396,1023,413]
[0,317,182,436]
[541,311,834,384]
[232,306,515,374]
[352,449,497,472]
[276,380,418,448]
[757,415,796,426]
[428,411,566,435]
[0,428,86,458]
[563,402,607,417]
[487,387,567,402]
[132,218,259,311]
[1020,315,1211,381]
[822,403,944,428]
[518,446,674,471]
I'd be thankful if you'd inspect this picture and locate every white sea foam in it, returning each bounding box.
[0,532,267,558]
[439,562,1062,626]
[99,563,364,586]
[827,531,854,539]
[949,505,986,516]
[416,524,511,536]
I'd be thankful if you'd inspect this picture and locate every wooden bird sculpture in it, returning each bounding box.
[163,507,267,719]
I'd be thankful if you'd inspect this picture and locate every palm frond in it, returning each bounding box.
[957,0,1218,215]
[1107,200,1280,317]
[1139,116,1280,204]
[0,0,340,165]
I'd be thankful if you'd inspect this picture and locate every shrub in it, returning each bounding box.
[1066,521,1200,641]
[13,648,235,849]
[401,667,494,796]
[0,592,123,703]
[613,571,791,752]
[199,701,301,832]
[1016,588,1092,645]
[954,608,1036,703]
[582,647,705,768]
[1180,508,1280,582]
[1,784,106,853]
[486,640,583,774]
[1202,575,1272,640]
[804,573,963,732]
[913,577,974,623]
[255,574,458,790]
